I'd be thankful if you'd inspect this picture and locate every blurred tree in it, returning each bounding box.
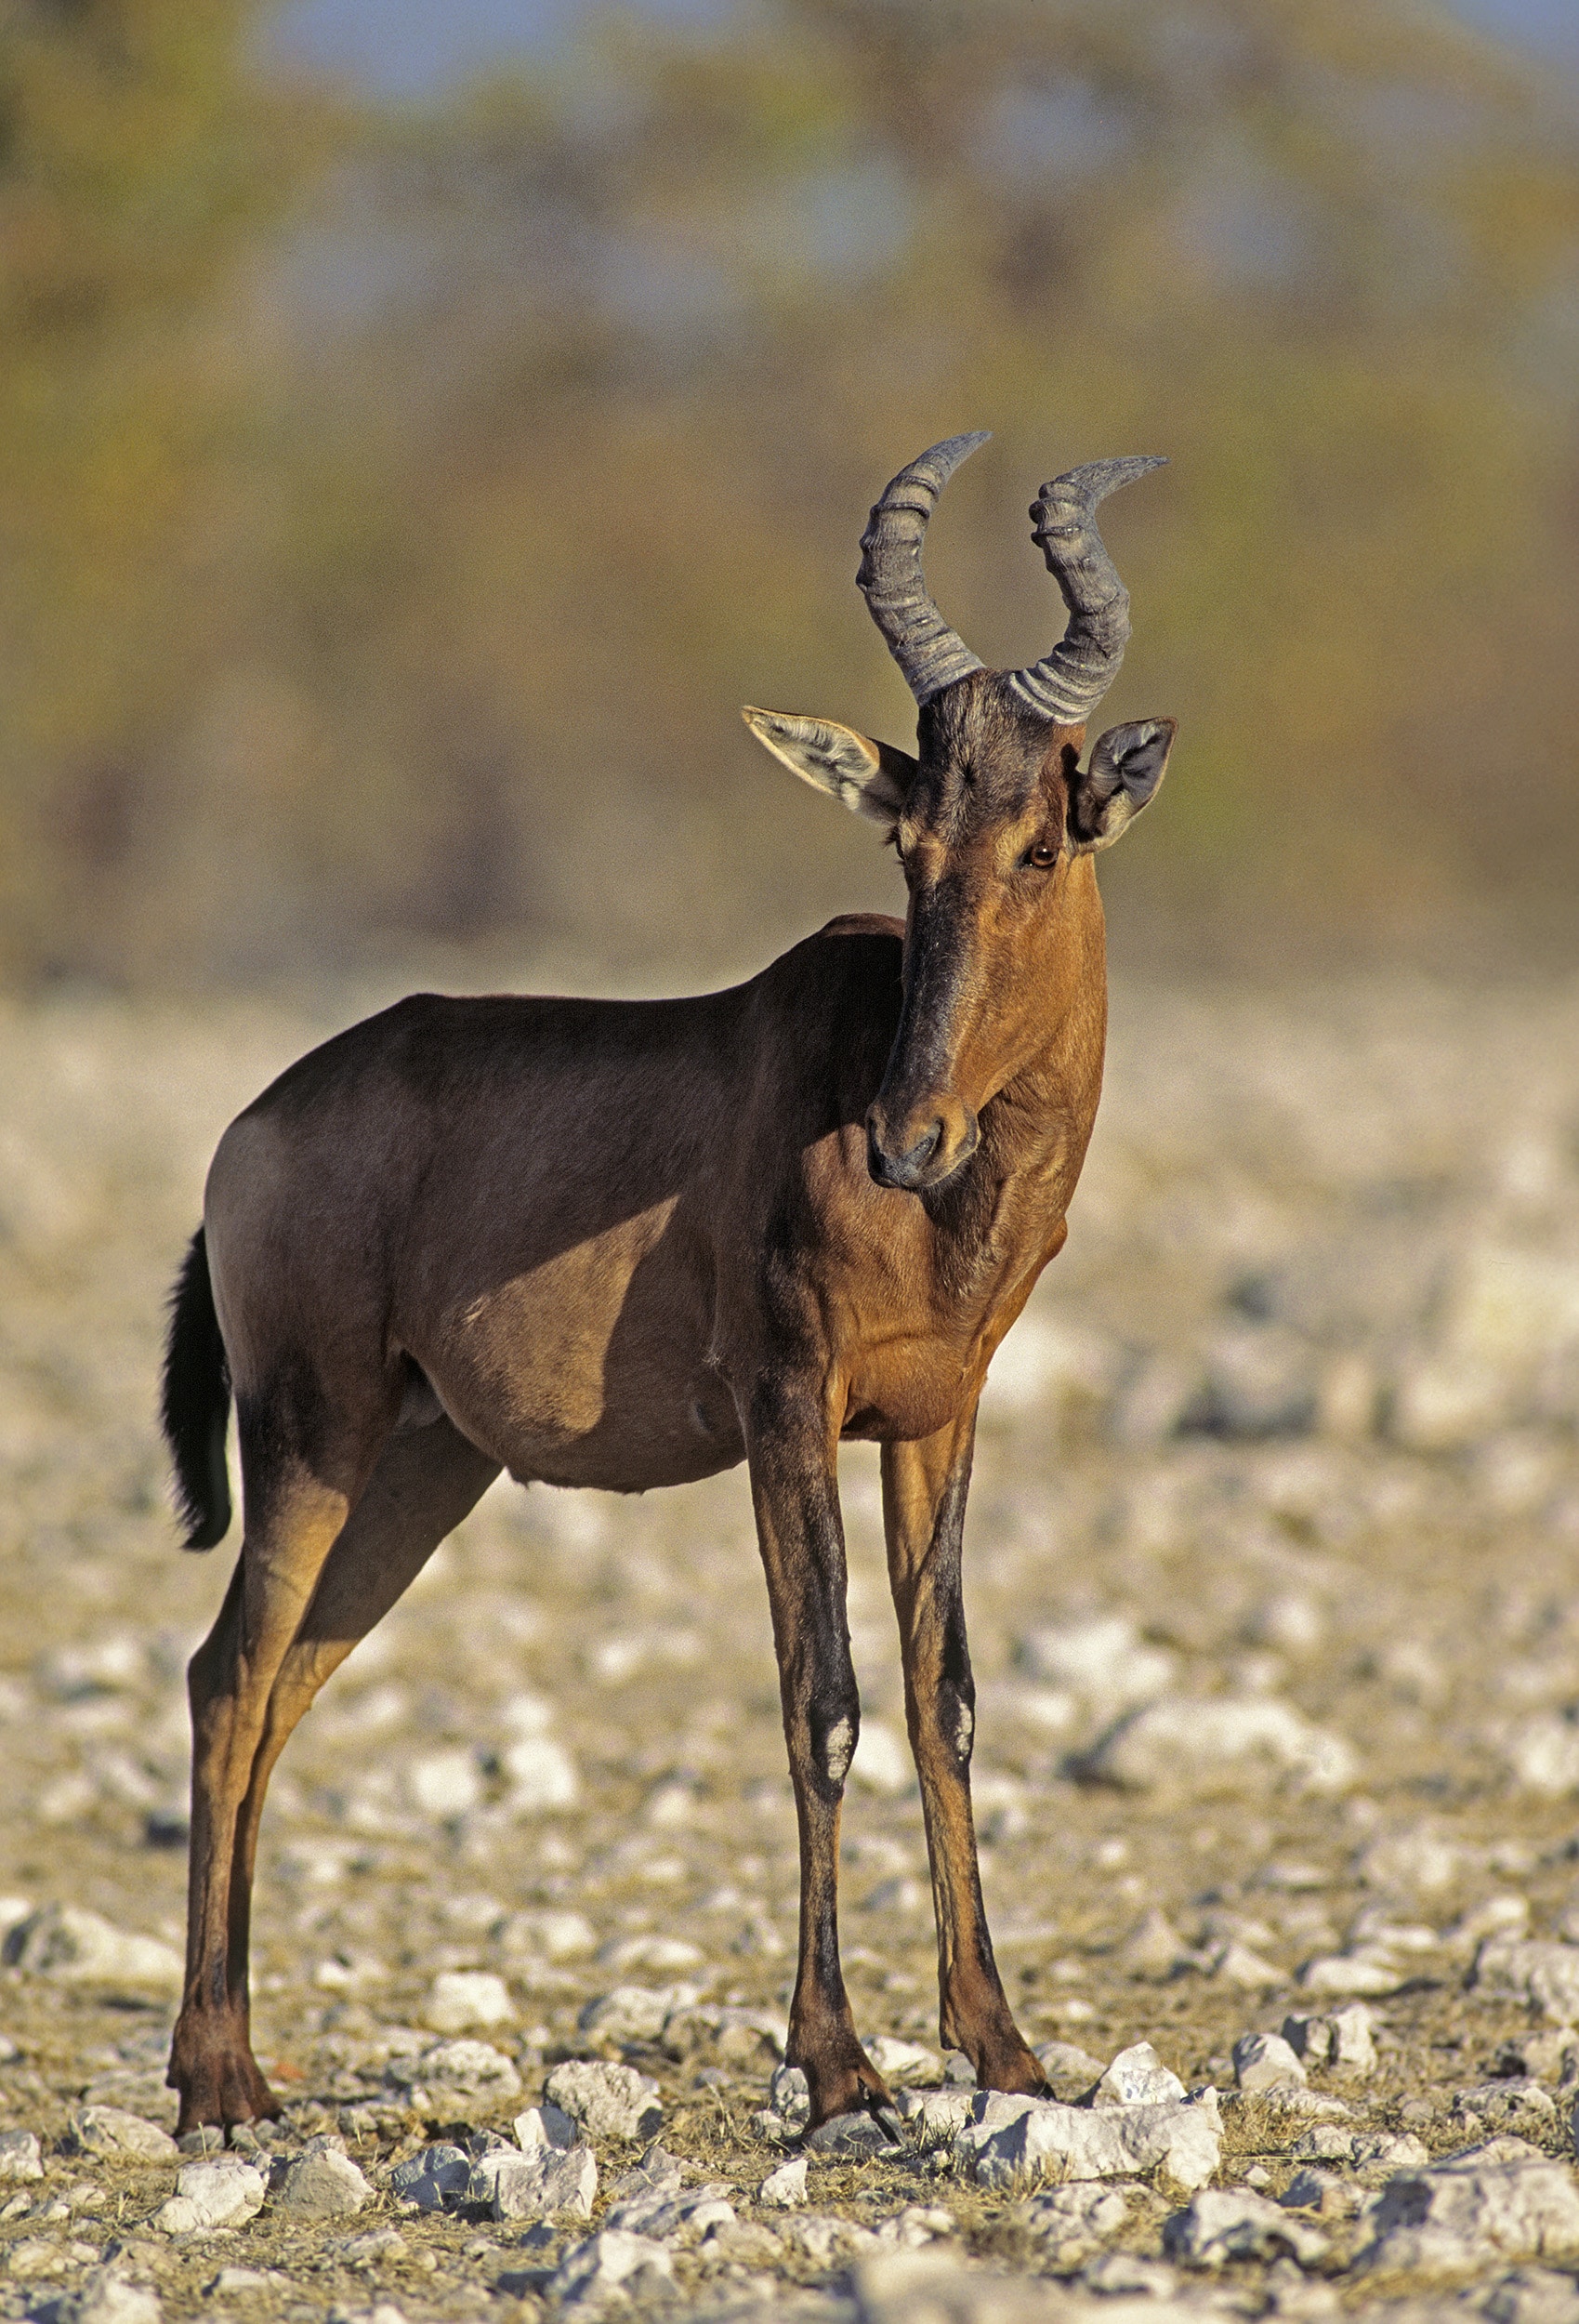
[2,0,1577,986]
[0,0,338,978]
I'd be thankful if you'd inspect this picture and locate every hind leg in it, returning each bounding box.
[171,1405,361,2133]
[228,1421,501,2058]
[171,1404,496,2129]
[170,1416,499,2129]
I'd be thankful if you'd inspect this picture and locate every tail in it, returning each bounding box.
[160,1226,232,1550]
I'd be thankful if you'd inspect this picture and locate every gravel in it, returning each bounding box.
[481,2139,598,2220]
[1164,2183,1330,2265]
[0,2127,43,2179]
[151,2153,267,2233]
[1358,2136,1579,2276]
[9,977,1579,2316]
[67,2107,178,2160]
[2,1905,183,1988]
[545,2058,664,2143]
[1232,2027,1307,2093]
[757,2155,808,2207]
[275,2136,370,2216]
[388,2141,470,2211]
[954,2084,1223,2191]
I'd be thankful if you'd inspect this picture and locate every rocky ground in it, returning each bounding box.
[3,967,1579,2324]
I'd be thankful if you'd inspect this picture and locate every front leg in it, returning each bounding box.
[743,1376,895,2133]
[882,1406,1047,2096]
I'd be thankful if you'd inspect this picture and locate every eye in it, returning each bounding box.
[1025,840,1059,871]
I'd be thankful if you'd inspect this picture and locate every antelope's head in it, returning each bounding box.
[744,433,1175,1195]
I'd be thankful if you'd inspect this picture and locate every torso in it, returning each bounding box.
[206,915,1105,1494]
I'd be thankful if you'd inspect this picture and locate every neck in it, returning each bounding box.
[924,859,1109,1273]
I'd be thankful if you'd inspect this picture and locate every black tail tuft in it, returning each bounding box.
[160,1227,232,1550]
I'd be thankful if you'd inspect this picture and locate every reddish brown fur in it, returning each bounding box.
[164,665,1172,2135]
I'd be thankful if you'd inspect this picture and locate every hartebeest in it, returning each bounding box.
[160,432,1174,2134]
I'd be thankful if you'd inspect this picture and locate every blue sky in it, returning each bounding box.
[266,0,1579,102]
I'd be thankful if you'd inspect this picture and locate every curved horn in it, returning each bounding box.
[1007,455,1166,724]
[857,432,991,706]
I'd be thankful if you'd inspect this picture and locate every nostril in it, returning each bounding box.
[906,1122,941,1169]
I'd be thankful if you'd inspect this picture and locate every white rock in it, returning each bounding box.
[1360,2137,1579,2276]
[1118,1906,1191,1979]
[768,2062,810,2133]
[784,2212,878,2263]
[1390,1355,1508,1451]
[151,2153,267,2234]
[980,1310,1120,1422]
[759,2156,809,2208]
[1298,1949,1409,1998]
[893,2087,975,2147]
[546,2059,664,2143]
[403,1749,483,1818]
[1190,1326,1320,1441]
[383,2037,522,2112]
[1092,2040,1186,2107]
[868,2035,943,2087]
[1257,2087,1352,2121]
[1016,1616,1176,1715]
[1446,1895,1530,1953]
[954,2087,1221,2192]
[67,2272,163,2324]
[870,2203,953,2251]
[603,2173,735,2244]
[1476,2267,1579,2324]
[1506,1715,1579,1798]
[1164,2185,1329,2266]
[515,2102,576,2152]
[1475,1937,1579,2024]
[278,2140,369,2217]
[595,1934,703,1974]
[4,1905,182,1988]
[484,2143,598,2221]
[1080,1696,1356,1795]
[577,1981,699,2046]
[1019,2180,1129,2264]
[548,2227,673,2307]
[1283,2002,1376,2074]
[1444,1246,1579,1373]
[1232,2029,1307,2094]
[501,1733,579,1813]
[424,1969,514,2033]
[389,2143,470,2212]
[850,1719,913,1796]
[500,1908,596,1961]
[851,2244,1100,2323]
[1357,1827,1462,1893]
[0,2129,44,2180]
[1209,1939,1285,1991]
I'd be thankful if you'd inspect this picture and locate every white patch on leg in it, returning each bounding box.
[823,1717,855,1787]
[954,1700,974,1762]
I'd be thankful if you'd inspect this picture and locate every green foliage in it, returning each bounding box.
[2,0,1577,984]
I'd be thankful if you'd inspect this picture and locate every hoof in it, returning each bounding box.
[967,2038,1049,2099]
[795,2040,897,2134]
[169,2032,282,2133]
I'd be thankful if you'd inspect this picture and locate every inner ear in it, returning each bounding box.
[1068,717,1177,852]
[742,706,918,828]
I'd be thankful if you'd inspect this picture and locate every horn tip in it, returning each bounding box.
[916,429,992,471]
[1038,454,1168,508]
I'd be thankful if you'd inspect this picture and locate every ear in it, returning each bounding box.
[742,706,918,830]
[1067,717,1177,852]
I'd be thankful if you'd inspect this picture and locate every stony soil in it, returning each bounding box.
[3,970,1579,2323]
